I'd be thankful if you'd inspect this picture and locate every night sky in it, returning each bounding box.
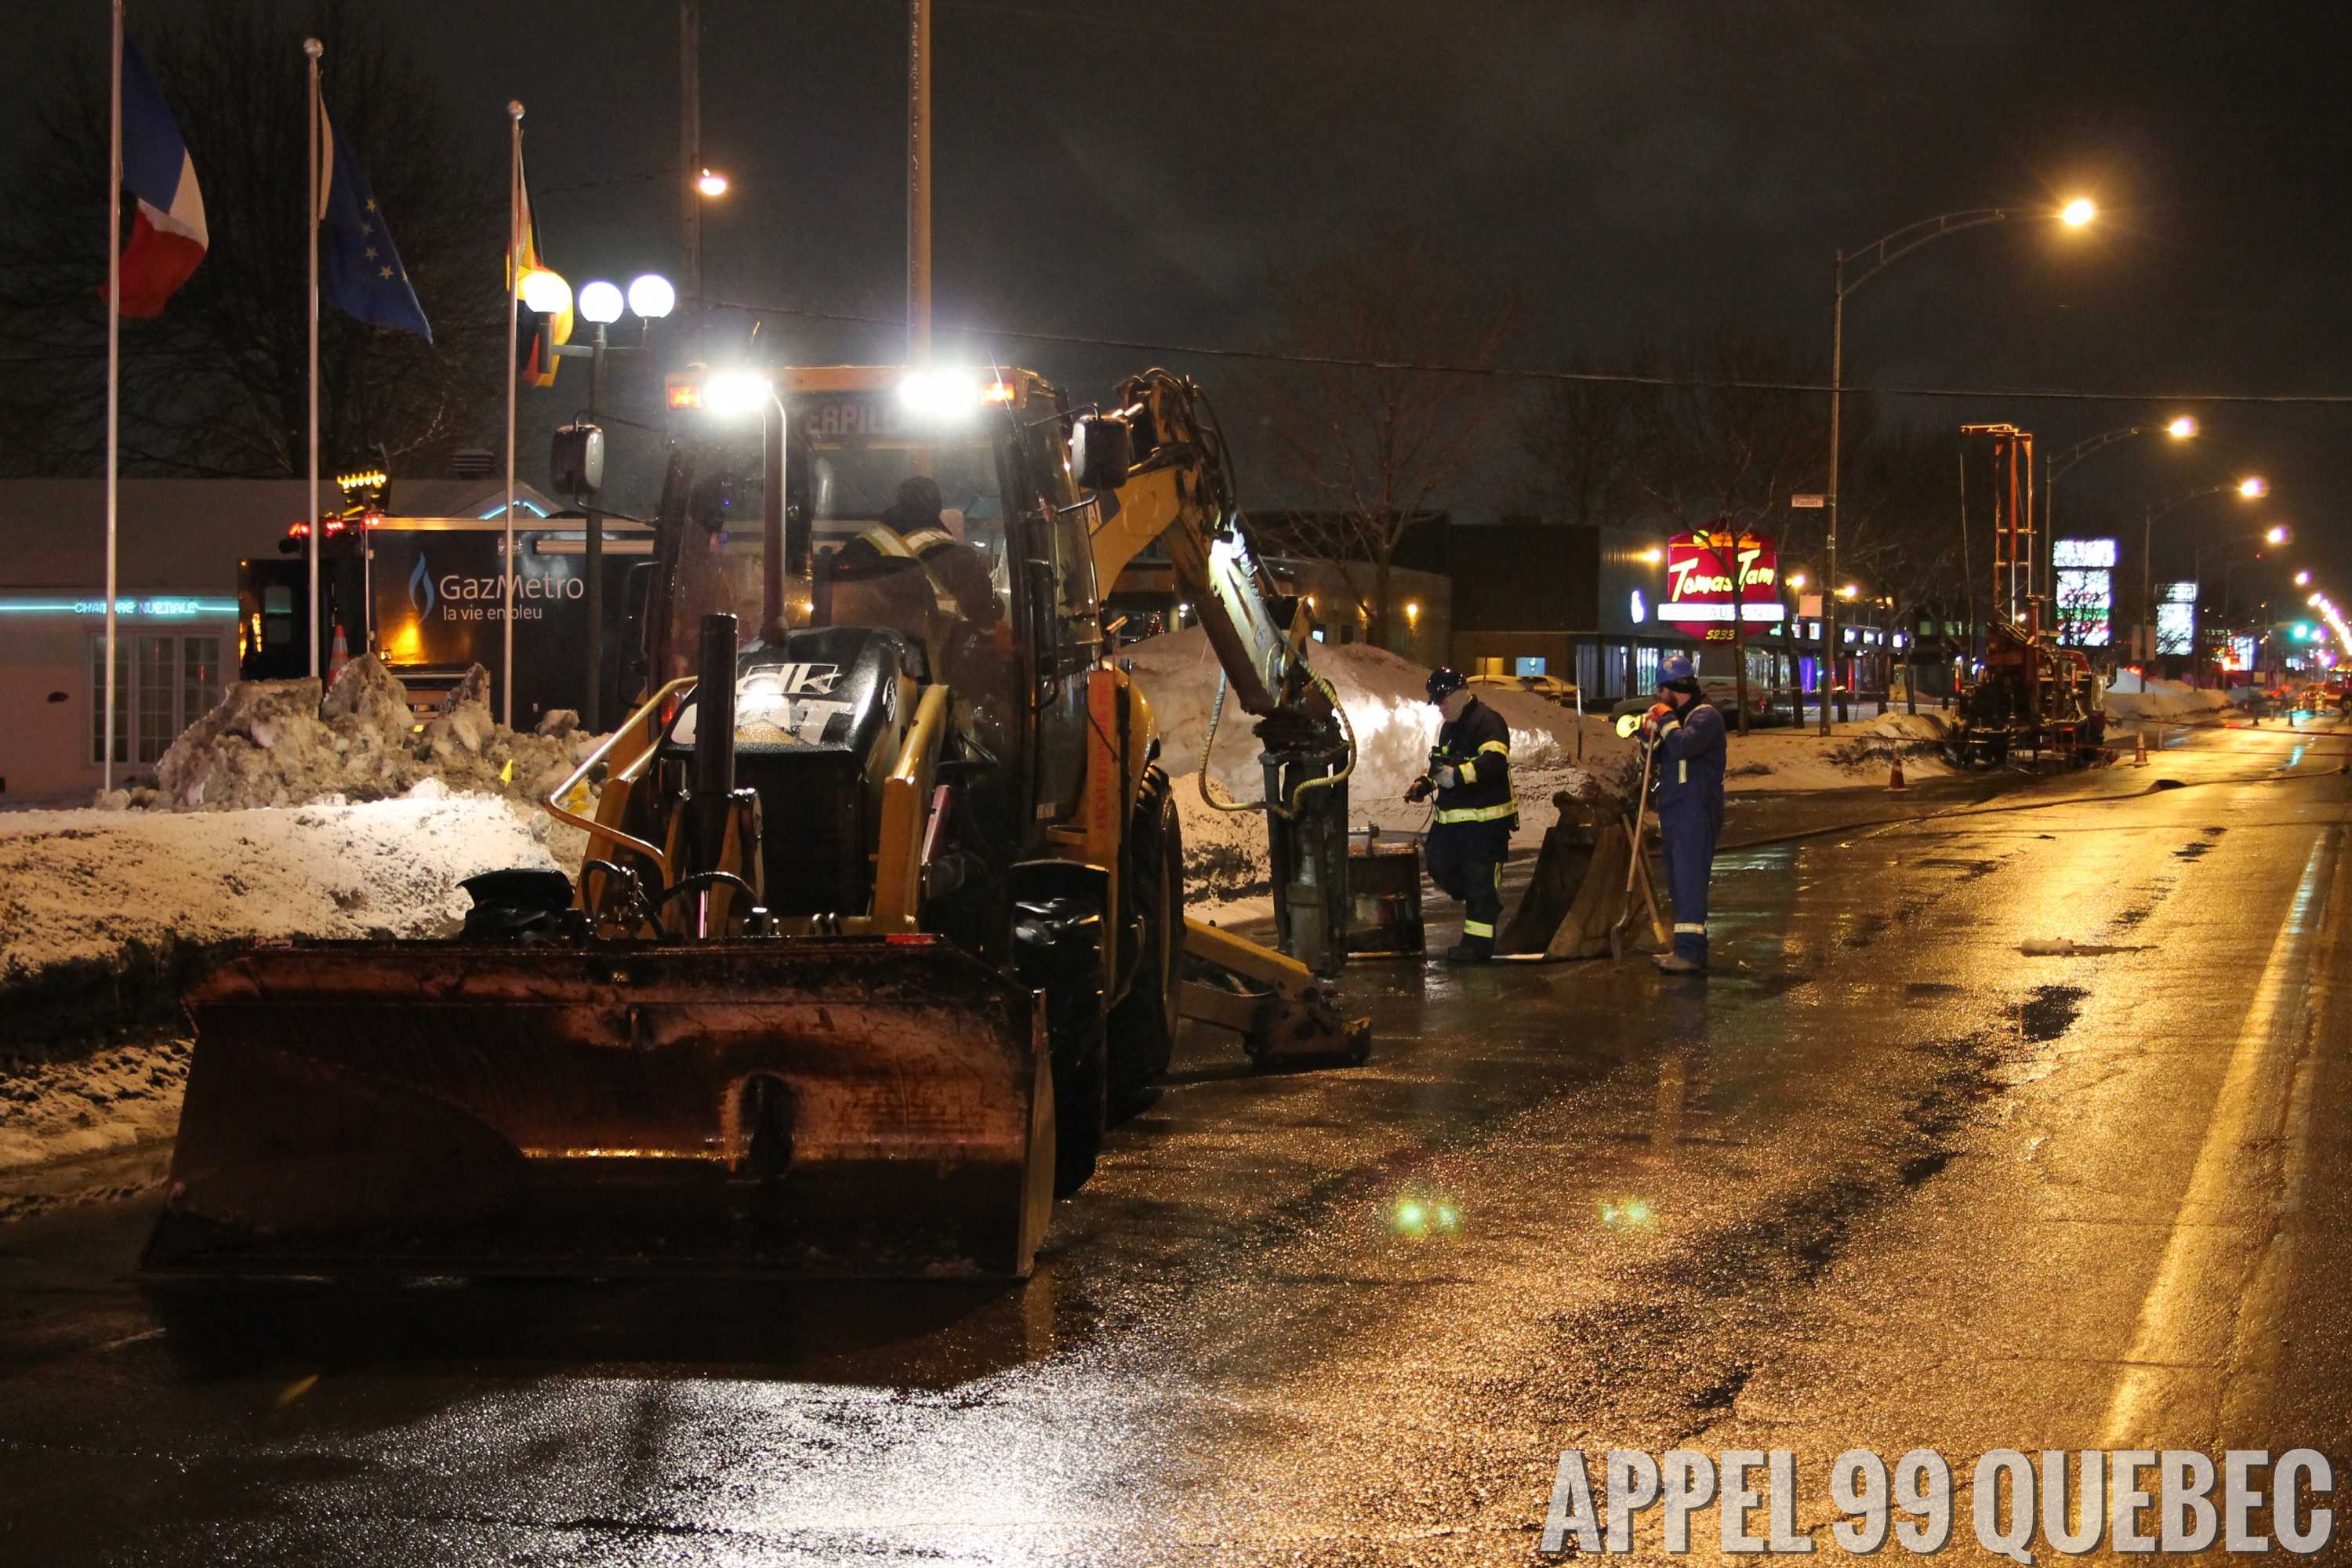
[9,1,2352,596]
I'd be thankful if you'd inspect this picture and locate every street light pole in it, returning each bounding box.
[907,0,932,364]
[584,321,606,730]
[2140,477,2268,659]
[1817,198,2096,733]
[679,0,700,305]
[1820,206,2025,735]
[561,275,677,730]
[1824,260,1842,735]
[2043,419,2197,653]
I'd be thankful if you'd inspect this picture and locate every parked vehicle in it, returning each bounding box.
[1608,675,1768,725]
[1468,671,1578,708]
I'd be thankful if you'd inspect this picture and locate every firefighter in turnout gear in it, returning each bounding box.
[1645,652,1726,975]
[1407,666,1517,963]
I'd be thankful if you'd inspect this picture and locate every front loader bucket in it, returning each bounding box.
[144,938,1054,1279]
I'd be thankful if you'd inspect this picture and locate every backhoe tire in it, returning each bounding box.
[1108,764,1183,1109]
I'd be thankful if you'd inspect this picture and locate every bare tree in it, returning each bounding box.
[1258,242,1515,650]
[0,0,506,478]
[1842,425,1972,713]
[1521,353,1650,528]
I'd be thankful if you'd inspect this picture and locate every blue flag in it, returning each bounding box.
[318,104,432,341]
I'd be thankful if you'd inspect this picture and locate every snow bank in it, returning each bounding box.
[2104,675,2230,724]
[1859,710,1958,742]
[1721,710,1960,792]
[0,793,574,1045]
[0,1040,187,1178]
[1123,631,1634,898]
[140,655,600,812]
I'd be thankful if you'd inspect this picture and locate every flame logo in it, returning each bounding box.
[408,553,435,615]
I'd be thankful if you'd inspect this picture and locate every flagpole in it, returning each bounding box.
[102,0,122,793]
[304,38,322,683]
[503,100,524,731]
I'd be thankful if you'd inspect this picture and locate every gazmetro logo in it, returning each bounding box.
[408,553,436,616]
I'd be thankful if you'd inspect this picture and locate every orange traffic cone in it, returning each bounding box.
[1887,753,1907,793]
[328,622,350,684]
[2133,729,2148,766]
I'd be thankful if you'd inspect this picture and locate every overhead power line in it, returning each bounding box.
[702,294,2352,407]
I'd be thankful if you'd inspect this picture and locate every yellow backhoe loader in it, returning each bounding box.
[147,365,1366,1279]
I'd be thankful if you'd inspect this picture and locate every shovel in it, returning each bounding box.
[1610,712,1657,955]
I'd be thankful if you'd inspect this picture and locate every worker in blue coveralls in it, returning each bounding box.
[1643,652,1726,975]
[1407,666,1518,964]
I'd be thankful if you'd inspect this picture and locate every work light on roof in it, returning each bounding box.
[703,372,775,416]
[898,371,983,416]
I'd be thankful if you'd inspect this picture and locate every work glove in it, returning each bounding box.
[1640,702,1672,737]
[1429,764,1461,789]
[1404,776,1433,804]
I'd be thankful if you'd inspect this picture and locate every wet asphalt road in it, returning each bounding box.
[4,715,2351,1564]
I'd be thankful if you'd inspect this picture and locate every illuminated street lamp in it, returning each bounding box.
[2140,477,2269,657]
[2266,524,2291,546]
[519,268,572,318]
[2296,570,2312,586]
[2045,415,2198,598]
[1820,196,2095,731]
[627,274,677,320]
[695,167,729,198]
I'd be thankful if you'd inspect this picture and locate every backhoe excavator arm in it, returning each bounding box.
[1087,370,1367,1065]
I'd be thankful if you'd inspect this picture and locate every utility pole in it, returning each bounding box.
[1822,252,1842,735]
[680,0,701,306]
[908,0,931,364]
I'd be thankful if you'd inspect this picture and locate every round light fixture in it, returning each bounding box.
[577,280,624,325]
[627,274,677,320]
[519,268,572,317]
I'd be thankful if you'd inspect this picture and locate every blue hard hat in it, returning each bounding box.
[1660,653,1695,685]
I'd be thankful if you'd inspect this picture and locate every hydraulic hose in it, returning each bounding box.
[1196,668,1359,821]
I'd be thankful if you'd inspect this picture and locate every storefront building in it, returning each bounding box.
[0,477,561,804]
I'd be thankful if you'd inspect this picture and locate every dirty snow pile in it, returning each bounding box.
[0,1040,188,1184]
[0,792,575,1180]
[1721,710,1960,792]
[0,793,572,1023]
[127,655,601,812]
[2104,672,2231,725]
[1123,630,1632,901]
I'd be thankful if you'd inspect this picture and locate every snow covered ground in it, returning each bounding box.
[1719,710,1963,792]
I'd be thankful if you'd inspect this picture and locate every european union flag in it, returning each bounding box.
[318,105,432,342]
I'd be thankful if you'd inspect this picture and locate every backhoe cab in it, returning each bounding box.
[148,363,1365,1282]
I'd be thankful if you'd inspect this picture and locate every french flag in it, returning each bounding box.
[110,38,207,318]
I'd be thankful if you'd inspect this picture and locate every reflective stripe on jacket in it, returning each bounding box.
[1651,698,1726,816]
[1432,697,1518,829]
